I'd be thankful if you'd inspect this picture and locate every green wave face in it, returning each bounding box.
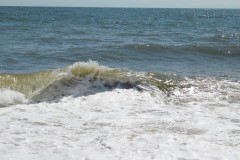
[0,61,181,100]
[1,61,239,105]
[0,71,63,98]
[69,61,179,92]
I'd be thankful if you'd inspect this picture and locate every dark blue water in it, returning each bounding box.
[0,7,240,79]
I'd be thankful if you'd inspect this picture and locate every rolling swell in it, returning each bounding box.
[119,43,240,56]
[185,45,240,56]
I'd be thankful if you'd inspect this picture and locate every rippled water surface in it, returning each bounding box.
[0,7,240,79]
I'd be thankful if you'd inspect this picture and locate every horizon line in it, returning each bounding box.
[0,5,240,9]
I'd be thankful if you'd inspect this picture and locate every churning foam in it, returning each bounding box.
[0,61,240,159]
[0,86,239,160]
[0,89,26,107]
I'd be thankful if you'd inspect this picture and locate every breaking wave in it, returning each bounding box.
[0,60,239,107]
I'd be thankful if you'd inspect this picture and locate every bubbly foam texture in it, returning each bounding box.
[170,77,240,105]
[0,61,240,159]
[0,89,26,107]
[0,87,239,160]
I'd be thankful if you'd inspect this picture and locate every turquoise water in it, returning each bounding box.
[0,7,240,79]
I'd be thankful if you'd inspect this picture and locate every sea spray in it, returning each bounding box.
[1,61,239,107]
[0,89,27,107]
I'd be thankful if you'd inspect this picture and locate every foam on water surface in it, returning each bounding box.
[0,85,239,160]
[0,89,26,107]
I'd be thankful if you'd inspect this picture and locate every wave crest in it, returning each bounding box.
[1,60,239,106]
[69,60,109,77]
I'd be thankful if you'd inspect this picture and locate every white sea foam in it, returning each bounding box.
[0,89,26,107]
[0,84,239,160]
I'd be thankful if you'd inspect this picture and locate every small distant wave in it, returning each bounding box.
[113,20,123,24]
[0,16,28,23]
[120,44,171,52]
[116,43,240,56]
[185,45,240,56]
[212,33,240,41]
[117,33,158,37]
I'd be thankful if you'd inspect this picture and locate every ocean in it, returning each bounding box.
[0,7,240,160]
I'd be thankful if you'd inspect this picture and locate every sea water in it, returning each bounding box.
[0,7,240,160]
